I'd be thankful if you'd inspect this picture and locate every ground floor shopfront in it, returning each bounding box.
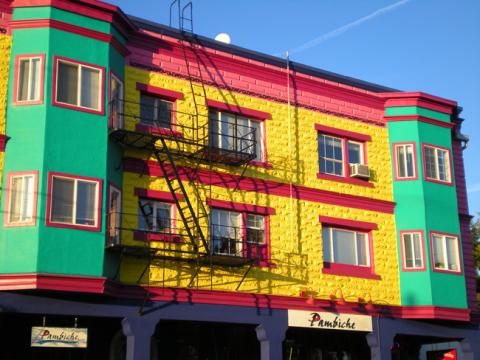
[0,291,477,360]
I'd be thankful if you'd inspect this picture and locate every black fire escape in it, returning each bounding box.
[107,0,262,289]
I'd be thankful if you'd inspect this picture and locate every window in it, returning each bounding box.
[5,172,38,226]
[109,73,124,129]
[138,199,174,234]
[431,233,461,273]
[14,55,44,105]
[54,56,104,113]
[322,227,370,267]
[140,94,173,129]
[208,200,272,265]
[209,110,264,161]
[107,185,122,246]
[394,143,417,180]
[318,134,365,177]
[423,144,452,184]
[401,231,425,270]
[47,173,102,231]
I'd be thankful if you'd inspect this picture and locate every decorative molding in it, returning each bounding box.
[136,82,184,100]
[319,216,378,230]
[206,198,275,215]
[123,157,396,214]
[316,172,374,188]
[134,188,184,202]
[206,99,271,120]
[314,123,371,142]
[384,115,454,129]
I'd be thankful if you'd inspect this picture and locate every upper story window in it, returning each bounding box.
[431,232,461,273]
[423,144,452,184]
[400,231,425,271]
[209,110,263,162]
[46,172,102,231]
[138,199,174,234]
[322,226,369,267]
[140,94,173,129]
[53,56,104,114]
[5,171,38,226]
[393,143,417,180]
[109,73,124,129]
[315,124,371,185]
[107,184,122,246]
[14,54,45,105]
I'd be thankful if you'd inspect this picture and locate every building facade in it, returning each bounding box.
[0,0,477,359]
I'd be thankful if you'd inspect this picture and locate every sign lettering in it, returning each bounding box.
[31,327,88,348]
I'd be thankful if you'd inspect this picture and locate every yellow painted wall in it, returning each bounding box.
[0,33,11,185]
[120,66,400,306]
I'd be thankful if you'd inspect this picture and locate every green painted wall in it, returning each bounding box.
[387,110,467,309]
[0,6,125,277]
[386,106,450,122]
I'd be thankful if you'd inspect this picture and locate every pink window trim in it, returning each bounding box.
[316,172,373,188]
[322,263,381,280]
[392,142,419,181]
[52,55,106,115]
[314,123,371,142]
[134,188,184,203]
[133,231,183,243]
[249,160,273,169]
[135,123,184,139]
[136,83,184,101]
[45,172,103,232]
[399,230,426,272]
[429,231,463,275]
[421,143,454,186]
[13,54,46,106]
[206,198,275,215]
[4,171,39,227]
[206,99,271,120]
[319,216,377,231]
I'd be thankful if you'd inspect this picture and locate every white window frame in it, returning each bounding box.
[16,56,43,103]
[49,175,100,228]
[346,140,364,165]
[55,58,103,111]
[318,134,365,177]
[423,145,451,183]
[209,110,265,162]
[401,232,424,270]
[431,233,461,273]
[394,143,417,179]
[245,213,266,245]
[6,172,37,225]
[322,226,370,267]
[138,199,174,233]
[110,73,124,129]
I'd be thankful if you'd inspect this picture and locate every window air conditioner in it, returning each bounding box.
[349,163,370,179]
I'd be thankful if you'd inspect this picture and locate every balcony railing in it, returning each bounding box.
[108,99,257,165]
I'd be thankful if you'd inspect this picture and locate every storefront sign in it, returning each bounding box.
[31,327,88,348]
[288,310,372,332]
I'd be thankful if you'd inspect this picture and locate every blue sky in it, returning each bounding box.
[110,0,480,217]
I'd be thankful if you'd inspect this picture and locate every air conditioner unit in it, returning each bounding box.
[349,163,370,179]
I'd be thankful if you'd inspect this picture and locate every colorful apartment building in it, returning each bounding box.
[0,0,477,359]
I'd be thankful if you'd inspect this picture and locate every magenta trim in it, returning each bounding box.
[136,83,184,100]
[206,99,271,120]
[135,124,183,138]
[134,188,184,202]
[206,198,275,215]
[316,172,373,188]
[384,115,454,129]
[249,160,273,169]
[319,216,377,230]
[133,231,183,243]
[314,123,371,142]
[322,262,381,280]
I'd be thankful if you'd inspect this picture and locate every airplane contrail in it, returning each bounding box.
[282,0,411,56]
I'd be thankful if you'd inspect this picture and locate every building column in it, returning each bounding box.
[122,316,157,360]
[366,317,396,360]
[255,323,287,360]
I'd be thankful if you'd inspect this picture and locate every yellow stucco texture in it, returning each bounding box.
[119,66,400,305]
[0,34,11,182]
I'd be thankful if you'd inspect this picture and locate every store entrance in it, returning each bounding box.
[283,327,371,360]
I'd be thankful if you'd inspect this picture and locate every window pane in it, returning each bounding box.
[424,147,437,179]
[9,177,23,222]
[21,175,34,221]
[347,142,362,164]
[356,233,368,266]
[156,99,172,128]
[51,178,74,223]
[246,214,265,244]
[30,58,41,101]
[405,145,415,177]
[155,203,172,232]
[76,181,96,225]
[211,209,241,256]
[446,236,458,271]
[80,67,100,109]
[322,227,331,262]
[57,62,78,105]
[138,199,154,230]
[437,149,450,182]
[18,59,30,101]
[332,229,356,265]
[396,146,406,178]
[403,234,413,268]
[412,233,422,267]
[140,94,156,125]
[433,235,445,269]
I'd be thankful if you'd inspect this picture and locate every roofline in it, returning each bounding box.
[128,15,399,94]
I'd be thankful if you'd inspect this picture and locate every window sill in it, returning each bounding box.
[13,99,44,106]
[424,177,453,186]
[249,160,273,169]
[134,231,183,243]
[52,100,104,115]
[432,267,463,276]
[316,172,374,188]
[322,262,381,280]
[135,124,184,139]
[4,221,36,228]
[46,221,101,232]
